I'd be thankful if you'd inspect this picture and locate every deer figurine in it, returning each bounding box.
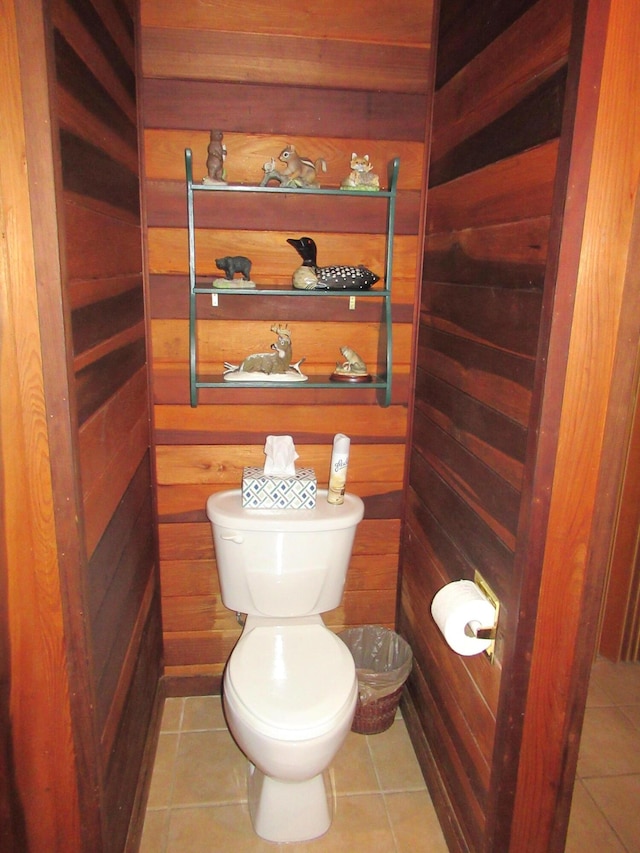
[223,324,307,380]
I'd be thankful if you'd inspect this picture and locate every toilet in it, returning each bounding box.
[206,488,364,843]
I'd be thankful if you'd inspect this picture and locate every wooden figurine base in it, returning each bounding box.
[330,372,373,383]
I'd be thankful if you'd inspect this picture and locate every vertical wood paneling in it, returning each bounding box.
[2,3,83,847]
[140,0,432,685]
[512,2,640,848]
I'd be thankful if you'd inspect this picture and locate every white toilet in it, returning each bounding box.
[206,488,364,843]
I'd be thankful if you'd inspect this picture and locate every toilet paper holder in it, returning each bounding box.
[469,570,500,662]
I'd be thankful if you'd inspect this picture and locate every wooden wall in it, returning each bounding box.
[398,0,580,849]
[7,0,163,849]
[139,0,434,686]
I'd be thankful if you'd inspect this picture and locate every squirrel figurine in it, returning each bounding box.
[260,145,328,188]
[278,145,327,187]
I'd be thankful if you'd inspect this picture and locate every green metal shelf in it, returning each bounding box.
[186,147,399,407]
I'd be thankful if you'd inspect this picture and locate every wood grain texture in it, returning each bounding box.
[511,1,640,848]
[142,28,430,93]
[139,0,433,677]
[2,3,83,846]
[142,78,430,140]
[8,1,162,850]
[144,130,424,189]
[399,0,581,849]
[431,0,572,163]
[141,0,433,45]
[436,0,538,87]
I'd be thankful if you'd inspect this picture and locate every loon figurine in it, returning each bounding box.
[286,236,380,290]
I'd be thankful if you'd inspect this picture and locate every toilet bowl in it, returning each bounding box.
[207,489,364,843]
[223,618,358,841]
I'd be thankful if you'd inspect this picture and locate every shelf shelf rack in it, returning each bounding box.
[185,148,399,406]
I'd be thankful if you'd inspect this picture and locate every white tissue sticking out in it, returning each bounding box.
[263,434,299,477]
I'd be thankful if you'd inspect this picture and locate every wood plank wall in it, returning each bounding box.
[2,2,82,847]
[398,0,576,850]
[47,0,162,848]
[139,0,434,686]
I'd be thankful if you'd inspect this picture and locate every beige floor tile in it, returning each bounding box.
[587,664,617,708]
[139,808,169,853]
[147,733,179,808]
[590,660,640,706]
[287,794,396,852]
[565,780,626,852]
[584,775,640,853]
[182,694,227,731]
[166,804,279,853]
[160,697,184,732]
[577,706,640,778]
[368,719,427,792]
[172,730,248,805]
[620,704,640,732]
[331,730,379,794]
[385,790,448,853]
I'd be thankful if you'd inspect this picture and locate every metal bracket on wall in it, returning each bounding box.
[474,570,501,664]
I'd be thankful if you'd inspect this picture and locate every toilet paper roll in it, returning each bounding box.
[431,580,496,656]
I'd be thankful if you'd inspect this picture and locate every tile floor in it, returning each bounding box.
[141,658,640,852]
[565,658,640,852]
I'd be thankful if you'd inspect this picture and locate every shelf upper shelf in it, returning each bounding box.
[185,148,401,197]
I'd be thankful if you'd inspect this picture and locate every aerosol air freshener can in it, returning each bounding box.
[327,433,350,505]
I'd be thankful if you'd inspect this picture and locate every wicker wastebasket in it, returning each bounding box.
[338,626,413,735]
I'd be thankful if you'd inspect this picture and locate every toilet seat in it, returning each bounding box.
[225,624,356,741]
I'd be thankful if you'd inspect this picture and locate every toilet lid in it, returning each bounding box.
[227,625,356,737]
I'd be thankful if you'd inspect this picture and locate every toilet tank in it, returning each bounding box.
[206,489,364,617]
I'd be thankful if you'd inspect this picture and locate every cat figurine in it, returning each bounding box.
[340,153,380,191]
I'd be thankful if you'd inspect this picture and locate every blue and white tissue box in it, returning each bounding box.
[242,467,317,509]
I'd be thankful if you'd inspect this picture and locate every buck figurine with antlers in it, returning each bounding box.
[223,324,308,382]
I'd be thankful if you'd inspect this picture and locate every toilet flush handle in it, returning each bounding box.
[220,533,244,544]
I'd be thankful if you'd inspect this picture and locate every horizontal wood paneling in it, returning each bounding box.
[142,79,429,140]
[144,130,425,189]
[430,67,567,188]
[102,586,162,853]
[148,275,416,319]
[431,0,571,162]
[140,0,431,678]
[427,142,559,233]
[50,1,160,849]
[155,443,405,485]
[156,484,404,524]
[400,0,574,848]
[145,181,422,236]
[151,319,413,376]
[142,28,430,93]
[141,0,433,44]
[147,229,418,281]
[435,0,537,88]
[153,403,408,444]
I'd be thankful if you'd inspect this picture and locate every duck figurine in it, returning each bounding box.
[286,236,380,290]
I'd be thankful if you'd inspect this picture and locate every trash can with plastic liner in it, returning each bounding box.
[338,626,413,734]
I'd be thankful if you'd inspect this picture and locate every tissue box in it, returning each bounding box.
[242,467,317,509]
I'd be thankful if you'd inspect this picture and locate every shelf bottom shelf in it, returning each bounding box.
[194,375,387,390]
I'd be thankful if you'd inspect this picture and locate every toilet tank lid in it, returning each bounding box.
[206,489,364,532]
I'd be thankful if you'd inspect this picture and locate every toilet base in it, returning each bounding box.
[247,762,333,842]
